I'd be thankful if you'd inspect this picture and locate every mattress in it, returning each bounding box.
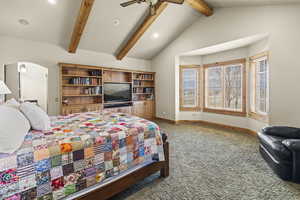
[0,112,164,200]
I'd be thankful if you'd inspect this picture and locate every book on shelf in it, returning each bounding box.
[134,74,153,80]
[83,86,102,95]
[133,87,153,93]
[69,77,100,85]
[88,71,101,76]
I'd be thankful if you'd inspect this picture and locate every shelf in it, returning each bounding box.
[133,79,154,81]
[133,93,153,95]
[62,103,102,106]
[104,101,132,105]
[63,84,102,87]
[63,75,102,78]
[104,81,132,84]
[63,94,102,97]
[133,85,154,88]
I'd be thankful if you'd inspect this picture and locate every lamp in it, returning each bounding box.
[0,80,11,104]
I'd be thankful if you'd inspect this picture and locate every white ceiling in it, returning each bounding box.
[0,0,299,60]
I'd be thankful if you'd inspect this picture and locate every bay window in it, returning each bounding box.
[249,52,269,122]
[179,66,201,111]
[203,59,246,116]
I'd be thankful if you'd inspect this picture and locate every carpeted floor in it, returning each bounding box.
[110,120,300,200]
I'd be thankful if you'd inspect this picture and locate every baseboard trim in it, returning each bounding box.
[155,117,177,124]
[155,117,257,135]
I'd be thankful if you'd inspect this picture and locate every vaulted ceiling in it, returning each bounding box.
[0,0,299,60]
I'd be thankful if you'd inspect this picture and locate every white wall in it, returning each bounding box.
[0,36,151,115]
[179,55,202,65]
[152,4,300,129]
[202,47,248,64]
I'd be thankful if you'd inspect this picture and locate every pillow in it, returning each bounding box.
[0,106,30,153]
[20,102,51,131]
[5,98,21,109]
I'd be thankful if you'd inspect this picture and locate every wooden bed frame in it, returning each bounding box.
[78,133,169,200]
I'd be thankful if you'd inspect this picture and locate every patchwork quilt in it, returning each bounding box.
[0,112,164,200]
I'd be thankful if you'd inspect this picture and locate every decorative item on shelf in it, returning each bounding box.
[0,80,11,104]
[62,99,69,105]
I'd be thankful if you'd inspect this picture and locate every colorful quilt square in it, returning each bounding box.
[19,174,36,192]
[72,150,84,161]
[17,153,34,168]
[86,176,96,187]
[0,169,18,185]
[84,147,94,159]
[75,179,86,191]
[17,164,35,179]
[62,164,74,176]
[52,188,64,200]
[64,184,76,196]
[0,156,17,171]
[50,155,62,168]
[51,177,64,191]
[20,187,37,200]
[94,153,104,165]
[36,159,51,173]
[50,166,63,181]
[36,171,50,186]
[104,152,112,161]
[37,183,51,197]
[61,153,73,165]
[73,160,85,172]
[63,173,77,186]
[85,158,94,169]
[104,161,113,171]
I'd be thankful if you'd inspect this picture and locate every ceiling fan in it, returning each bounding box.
[120,0,184,16]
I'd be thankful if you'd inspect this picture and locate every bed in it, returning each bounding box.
[0,111,169,200]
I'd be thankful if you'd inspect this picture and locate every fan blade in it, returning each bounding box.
[162,0,184,4]
[150,4,156,16]
[120,0,138,7]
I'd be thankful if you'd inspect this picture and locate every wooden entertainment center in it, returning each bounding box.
[59,63,155,119]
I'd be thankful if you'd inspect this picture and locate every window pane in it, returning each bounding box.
[206,67,223,108]
[224,65,242,111]
[182,69,198,107]
[255,58,269,114]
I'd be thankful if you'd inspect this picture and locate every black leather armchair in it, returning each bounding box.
[258,126,300,183]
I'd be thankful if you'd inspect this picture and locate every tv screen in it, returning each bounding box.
[104,83,132,102]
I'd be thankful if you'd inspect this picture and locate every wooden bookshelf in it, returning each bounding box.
[59,63,155,119]
[59,64,103,115]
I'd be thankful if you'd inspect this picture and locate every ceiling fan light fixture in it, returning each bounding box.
[147,0,159,5]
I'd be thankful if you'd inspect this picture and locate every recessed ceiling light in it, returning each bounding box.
[48,0,57,5]
[152,33,159,39]
[18,19,30,26]
[113,19,120,26]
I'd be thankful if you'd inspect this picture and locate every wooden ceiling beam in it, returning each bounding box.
[116,2,168,60]
[68,0,95,53]
[185,0,213,16]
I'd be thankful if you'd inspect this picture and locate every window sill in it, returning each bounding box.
[248,112,269,123]
[203,108,247,117]
[180,107,201,112]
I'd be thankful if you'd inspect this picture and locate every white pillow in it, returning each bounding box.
[0,106,30,153]
[5,98,21,109]
[20,102,51,131]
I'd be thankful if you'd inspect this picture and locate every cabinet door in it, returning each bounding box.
[144,101,154,119]
[133,101,145,117]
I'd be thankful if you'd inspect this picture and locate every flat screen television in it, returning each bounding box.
[104,83,132,103]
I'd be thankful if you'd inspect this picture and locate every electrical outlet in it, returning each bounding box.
[55,98,59,102]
